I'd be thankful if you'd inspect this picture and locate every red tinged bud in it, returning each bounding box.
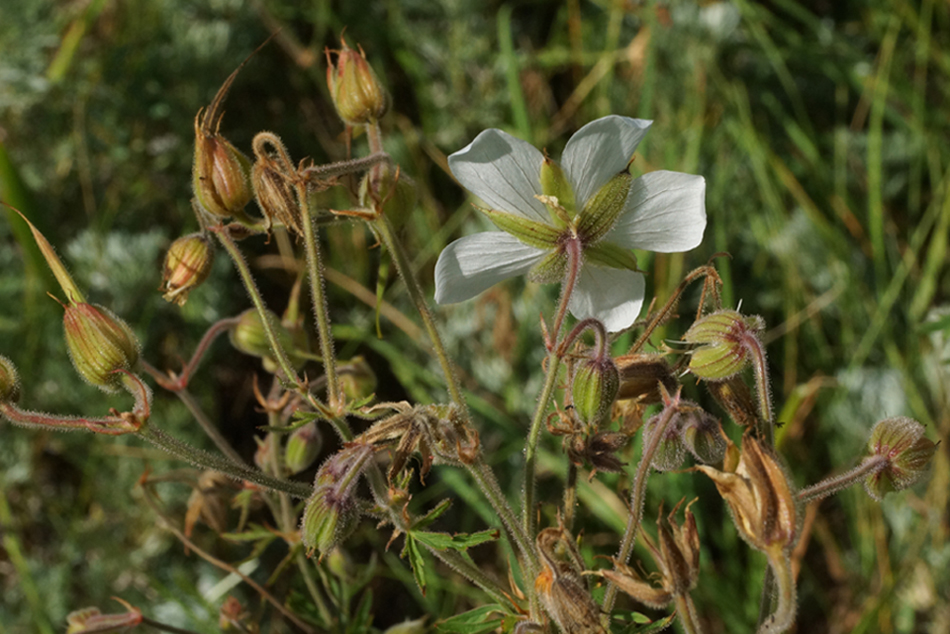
[63,303,140,392]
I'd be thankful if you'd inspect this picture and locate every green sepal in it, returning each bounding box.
[481,207,562,249]
[540,157,575,225]
[576,172,632,243]
[688,342,746,381]
[528,250,567,283]
[585,241,639,271]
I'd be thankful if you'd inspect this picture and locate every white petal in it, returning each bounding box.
[605,171,707,252]
[448,129,550,224]
[568,265,645,333]
[561,116,652,208]
[434,232,546,304]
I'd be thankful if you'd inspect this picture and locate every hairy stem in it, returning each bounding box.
[297,180,343,411]
[798,455,888,505]
[602,400,678,615]
[214,225,303,387]
[138,425,312,498]
[675,593,705,634]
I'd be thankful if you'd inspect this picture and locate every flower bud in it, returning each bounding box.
[229,308,304,371]
[284,422,323,474]
[863,417,937,500]
[615,353,677,404]
[161,233,215,306]
[571,355,620,427]
[301,443,374,556]
[679,406,727,465]
[193,114,253,219]
[0,355,20,403]
[326,37,390,126]
[684,310,765,381]
[642,409,687,472]
[63,303,140,392]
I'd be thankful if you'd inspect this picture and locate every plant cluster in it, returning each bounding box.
[0,33,938,634]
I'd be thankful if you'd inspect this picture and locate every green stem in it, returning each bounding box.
[757,553,797,634]
[675,593,705,634]
[373,214,468,412]
[603,400,678,615]
[213,225,303,387]
[137,425,312,498]
[523,353,562,539]
[471,459,538,571]
[297,180,343,411]
[524,237,582,540]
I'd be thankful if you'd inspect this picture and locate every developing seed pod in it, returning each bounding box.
[284,422,323,475]
[63,303,140,392]
[863,417,937,500]
[326,36,390,126]
[571,355,620,428]
[301,443,374,556]
[228,308,306,371]
[358,163,417,228]
[0,355,20,403]
[161,233,215,306]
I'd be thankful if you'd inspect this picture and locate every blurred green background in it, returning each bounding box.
[1,0,948,632]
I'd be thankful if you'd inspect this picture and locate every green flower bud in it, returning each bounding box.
[63,303,140,392]
[571,356,620,427]
[576,172,633,244]
[684,310,764,381]
[326,37,390,127]
[229,308,304,371]
[284,422,323,475]
[192,114,253,219]
[0,355,20,403]
[863,417,937,500]
[161,233,215,306]
[302,444,374,556]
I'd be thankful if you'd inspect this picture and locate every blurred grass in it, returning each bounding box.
[1,0,948,632]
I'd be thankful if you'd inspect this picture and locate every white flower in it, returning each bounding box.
[434,115,706,332]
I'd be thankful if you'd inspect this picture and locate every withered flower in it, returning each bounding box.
[706,375,759,427]
[615,353,678,405]
[251,133,304,235]
[355,402,479,482]
[185,471,237,537]
[695,434,798,556]
[596,500,701,608]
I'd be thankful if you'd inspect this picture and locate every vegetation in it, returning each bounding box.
[0,1,947,633]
